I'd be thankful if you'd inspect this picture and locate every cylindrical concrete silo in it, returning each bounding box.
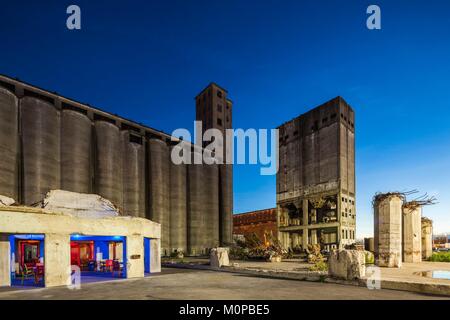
[94,121,123,212]
[0,87,18,201]
[219,164,233,246]
[421,217,433,260]
[61,109,92,194]
[187,158,205,256]
[122,131,146,217]
[21,97,61,205]
[169,146,187,254]
[203,159,219,249]
[374,194,403,268]
[402,204,422,263]
[148,138,170,255]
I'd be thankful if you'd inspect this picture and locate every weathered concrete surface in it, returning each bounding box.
[164,257,450,297]
[42,190,119,219]
[210,248,230,268]
[45,233,71,287]
[0,196,15,206]
[0,235,11,287]
[402,206,422,263]
[126,235,144,279]
[0,206,160,239]
[328,250,366,280]
[0,268,446,300]
[374,195,403,268]
[150,239,161,273]
[421,217,433,260]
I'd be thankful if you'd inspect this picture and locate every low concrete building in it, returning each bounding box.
[421,217,433,260]
[0,194,161,288]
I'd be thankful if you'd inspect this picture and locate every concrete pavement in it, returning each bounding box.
[0,268,447,300]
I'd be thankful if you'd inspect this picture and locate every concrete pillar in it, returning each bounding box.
[291,233,300,248]
[126,235,145,278]
[374,195,403,268]
[0,235,11,287]
[364,237,374,252]
[311,209,317,224]
[311,229,318,245]
[302,199,308,226]
[421,217,433,260]
[45,233,71,287]
[302,229,308,250]
[402,205,422,263]
[150,238,161,273]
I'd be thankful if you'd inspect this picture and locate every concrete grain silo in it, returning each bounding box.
[20,97,61,205]
[204,159,219,249]
[169,146,187,253]
[148,138,170,255]
[219,164,233,246]
[374,193,403,268]
[61,109,92,194]
[421,217,433,260]
[121,131,146,217]
[402,203,422,263]
[94,121,123,212]
[0,87,19,201]
[187,156,205,256]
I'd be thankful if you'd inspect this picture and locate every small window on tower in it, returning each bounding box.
[217,118,222,126]
[217,104,222,112]
[217,90,222,98]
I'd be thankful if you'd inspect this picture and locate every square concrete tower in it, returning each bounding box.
[195,83,233,245]
[276,97,355,251]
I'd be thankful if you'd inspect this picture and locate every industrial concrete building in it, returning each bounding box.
[276,97,356,251]
[0,75,233,257]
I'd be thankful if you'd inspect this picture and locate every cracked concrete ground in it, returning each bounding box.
[0,268,448,300]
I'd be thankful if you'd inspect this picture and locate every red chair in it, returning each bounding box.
[105,260,113,272]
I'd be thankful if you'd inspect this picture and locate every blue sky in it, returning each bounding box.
[1,0,449,237]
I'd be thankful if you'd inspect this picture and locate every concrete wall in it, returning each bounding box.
[150,238,161,273]
[402,206,422,263]
[126,235,144,278]
[374,195,403,268]
[44,233,71,287]
[0,235,11,287]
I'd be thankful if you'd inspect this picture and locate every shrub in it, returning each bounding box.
[309,261,328,272]
[430,252,450,262]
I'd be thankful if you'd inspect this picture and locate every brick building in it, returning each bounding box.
[233,208,277,242]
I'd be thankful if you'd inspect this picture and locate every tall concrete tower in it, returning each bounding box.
[195,83,233,246]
